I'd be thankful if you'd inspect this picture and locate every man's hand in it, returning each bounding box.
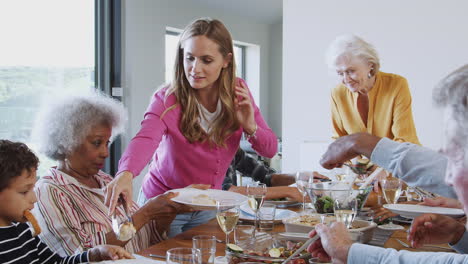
[320,133,380,170]
[88,245,134,261]
[419,197,463,209]
[408,213,465,248]
[307,222,352,264]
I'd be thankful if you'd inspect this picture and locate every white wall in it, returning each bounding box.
[122,0,282,199]
[269,22,283,138]
[282,0,468,172]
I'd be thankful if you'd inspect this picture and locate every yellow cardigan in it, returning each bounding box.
[331,71,420,145]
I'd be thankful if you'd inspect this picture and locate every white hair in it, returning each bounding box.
[433,64,468,165]
[32,92,127,161]
[325,34,380,75]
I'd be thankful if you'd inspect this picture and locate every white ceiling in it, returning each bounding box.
[192,0,283,24]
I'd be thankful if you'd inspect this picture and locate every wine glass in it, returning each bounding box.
[379,177,404,230]
[332,190,357,228]
[216,200,240,245]
[246,182,267,237]
[295,171,314,213]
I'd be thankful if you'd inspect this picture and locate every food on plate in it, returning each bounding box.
[284,214,333,227]
[192,194,216,205]
[24,210,41,236]
[117,222,136,241]
[227,243,244,253]
[226,240,308,264]
[314,195,334,214]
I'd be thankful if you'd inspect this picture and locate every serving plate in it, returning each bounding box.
[169,188,247,210]
[384,204,465,219]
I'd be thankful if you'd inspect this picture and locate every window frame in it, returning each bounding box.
[96,0,122,175]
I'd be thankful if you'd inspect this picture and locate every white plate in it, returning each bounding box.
[239,203,298,222]
[384,204,465,219]
[169,188,248,210]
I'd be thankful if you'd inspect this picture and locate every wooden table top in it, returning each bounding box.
[137,217,454,261]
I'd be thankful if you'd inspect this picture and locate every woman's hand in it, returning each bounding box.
[105,171,134,216]
[307,222,352,264]
[373,207,398,222]
[140,192,192,235]
[408,213,465,248]
[419,196,463,209]
[141,192,192,221]
[235,81,256,135]
[88,245,134,261]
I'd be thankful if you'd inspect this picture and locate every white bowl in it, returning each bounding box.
[282,215,376,244]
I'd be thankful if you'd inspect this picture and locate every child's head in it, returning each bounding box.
[0,140,39,226]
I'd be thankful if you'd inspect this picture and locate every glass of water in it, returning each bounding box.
[167,247,201,264]
[192,235,216,264]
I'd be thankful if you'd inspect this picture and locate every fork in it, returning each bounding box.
[396,239,450,250]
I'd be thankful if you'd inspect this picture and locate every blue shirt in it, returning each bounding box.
[347,138,467,264]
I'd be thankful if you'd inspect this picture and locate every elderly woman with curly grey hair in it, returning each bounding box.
[326,34,420,145]
[31,93,187,256]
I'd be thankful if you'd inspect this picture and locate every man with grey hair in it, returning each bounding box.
[308,64,468,263]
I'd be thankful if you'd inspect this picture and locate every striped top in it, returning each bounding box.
[33,168,161,256]
[0,222,88,264]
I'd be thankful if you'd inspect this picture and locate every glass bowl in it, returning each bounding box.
[305,182,372,214]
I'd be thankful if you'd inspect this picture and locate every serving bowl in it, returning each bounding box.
[305,182,372,214]
[282,214,377,244]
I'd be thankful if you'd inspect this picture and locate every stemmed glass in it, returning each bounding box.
[216,200,240,245]
[295,171,314,214]
[246,182,267,237]
[332,190,358,228]
[379,178,404,230]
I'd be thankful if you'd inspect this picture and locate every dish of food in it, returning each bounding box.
[169,188,248,210]
[226,237,310,264]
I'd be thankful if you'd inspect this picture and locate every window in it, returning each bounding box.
[0,1,95,176]
[165,30,246,83]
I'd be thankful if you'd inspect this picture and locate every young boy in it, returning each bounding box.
[0,140,133,263]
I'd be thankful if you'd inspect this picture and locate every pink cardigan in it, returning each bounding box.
[118,78,277,198]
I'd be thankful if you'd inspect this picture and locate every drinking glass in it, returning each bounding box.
[332,190,357,228]
[246,182,267,236]
[192,235,216,264]
[295,171,314,213]
[234,225,255,248]
[380,178,404,230]
[216,200,240,244]
[258,203,276,232]
[167,247,201,264]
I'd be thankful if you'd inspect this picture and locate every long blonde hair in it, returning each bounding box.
[166,18,239,146]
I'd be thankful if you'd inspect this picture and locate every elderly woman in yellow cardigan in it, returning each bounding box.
[325,34,420,145]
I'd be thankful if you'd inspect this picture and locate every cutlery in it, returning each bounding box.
[281,234,319,264]
[149,254,166,259]
[111,195,135,241]
[396,239,450,250]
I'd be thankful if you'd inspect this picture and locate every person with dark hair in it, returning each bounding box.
[0,140,132,263]
[223,148,327,202]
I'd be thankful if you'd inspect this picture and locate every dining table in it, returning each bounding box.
[138,212,455,261]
